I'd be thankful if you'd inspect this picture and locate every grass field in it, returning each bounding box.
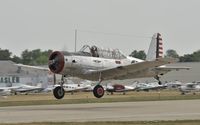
[1,90,200,107]
[1,120,200,125]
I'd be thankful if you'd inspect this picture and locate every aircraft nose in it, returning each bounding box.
[48,51,65,74]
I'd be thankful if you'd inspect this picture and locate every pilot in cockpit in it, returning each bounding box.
[90,46,99,57]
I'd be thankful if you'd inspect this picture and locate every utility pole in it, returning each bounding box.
[75,29,77,52]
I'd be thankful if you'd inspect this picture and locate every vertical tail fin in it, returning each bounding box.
[146,33,163,61]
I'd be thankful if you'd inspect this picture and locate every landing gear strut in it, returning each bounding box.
[155,75,162,85]
[53,75,65,99]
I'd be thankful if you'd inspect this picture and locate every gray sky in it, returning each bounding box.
[0,0,200,56]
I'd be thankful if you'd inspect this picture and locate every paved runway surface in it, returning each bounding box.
[1,100,200,123]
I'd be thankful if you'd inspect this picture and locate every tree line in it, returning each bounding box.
[0,48,52,65]
[0,48,200,65]
[129,49,200,62]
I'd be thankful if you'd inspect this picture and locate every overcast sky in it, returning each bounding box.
[0,0,200,56]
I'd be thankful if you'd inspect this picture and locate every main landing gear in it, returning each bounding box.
[93,84,104,98]
[53,75,65,99]
[93,75,105,98]
[53,73,105,99]
[53,86,65,99]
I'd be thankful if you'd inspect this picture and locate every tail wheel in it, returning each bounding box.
[53,86,65,99]
[93,85,104,98]
[155,75,162,85]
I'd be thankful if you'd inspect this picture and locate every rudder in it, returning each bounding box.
[146,33,163,61]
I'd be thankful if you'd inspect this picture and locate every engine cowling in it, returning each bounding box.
[48,51,65,74]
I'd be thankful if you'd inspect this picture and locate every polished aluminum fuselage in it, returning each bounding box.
[59,54,162,81]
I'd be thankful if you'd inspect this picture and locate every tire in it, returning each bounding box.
[93,85,104,98]
[53,86,65,99]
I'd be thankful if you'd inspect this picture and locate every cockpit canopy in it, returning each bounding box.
[79,45,126,59]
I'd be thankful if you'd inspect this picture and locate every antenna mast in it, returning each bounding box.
[75,29,77,52]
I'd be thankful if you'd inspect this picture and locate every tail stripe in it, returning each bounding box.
[156,33,163,58]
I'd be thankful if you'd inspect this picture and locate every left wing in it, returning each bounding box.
[14,64,49,71]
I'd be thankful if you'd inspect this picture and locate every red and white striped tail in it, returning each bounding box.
[146,33,164,61]
[157,33,164,58]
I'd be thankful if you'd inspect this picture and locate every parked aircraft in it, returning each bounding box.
[0,87,11,96]
[164,80,182,89]
[16,33,190,99]
[135,81,167,92]
[179,82,200,95]
[0,84,44,95]
[55,80,92,94]
[106,83,136,95]
[12,84,44,95]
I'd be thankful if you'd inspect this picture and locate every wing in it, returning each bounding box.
[136,86,166,91]
[87,58,177,80]
[15,64,49,71]
[12,88,44,93]
[155,65,191,72]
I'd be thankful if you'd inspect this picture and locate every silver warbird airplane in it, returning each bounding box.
[16,33,190,99]
[47,33,190,99]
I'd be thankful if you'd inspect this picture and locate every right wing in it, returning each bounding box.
[155,65,191,71]
[87,58,177,80]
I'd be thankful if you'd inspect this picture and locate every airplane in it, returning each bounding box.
[12,84,44,95]
[135,81,167,92]
[0,87,11,96]
[0,84,44,95]
[179,81,200,95]
[54,80,92,94]
[16,33,190,99]
[106,83,136,95]
[164,80,182,89]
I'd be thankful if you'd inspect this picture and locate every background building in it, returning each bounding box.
[0,61,53,87]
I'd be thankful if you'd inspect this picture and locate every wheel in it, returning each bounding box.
[53,86,65,99]
[93,85,104,98]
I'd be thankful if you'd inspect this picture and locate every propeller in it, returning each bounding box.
[49,58,58,71]
[48,51,65,74]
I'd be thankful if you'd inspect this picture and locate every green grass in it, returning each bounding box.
[1,91,200,107]
[1,120,200,125]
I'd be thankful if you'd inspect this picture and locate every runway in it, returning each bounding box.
[0,100,200,123]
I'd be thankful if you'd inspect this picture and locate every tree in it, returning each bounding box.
[165,49,179,58]
[0,48,12,60]
[21,49,52,65]
[180,50,200,62]
[129,50,146,60]
[11,55,22,63]
[21,49,32,65]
